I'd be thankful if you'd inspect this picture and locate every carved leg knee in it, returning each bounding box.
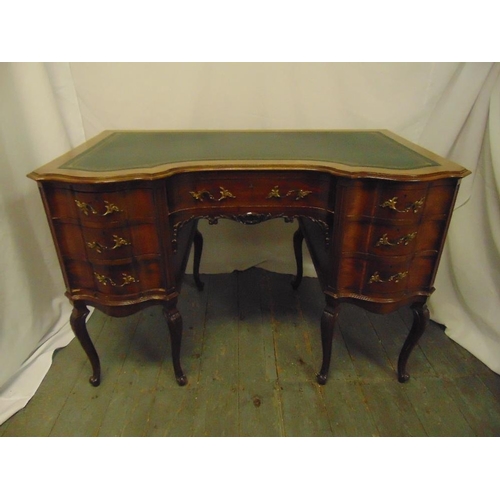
[70,302,101,387]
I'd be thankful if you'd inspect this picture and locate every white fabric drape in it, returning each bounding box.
[1,62,499,425]
[428,73,500,373]
[0,63,80,423]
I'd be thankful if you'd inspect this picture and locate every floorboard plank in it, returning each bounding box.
[361,381,428,436]
[48,313,143,436]
[479,370,500,399]
[418,324,483,379]
[295,277,358,382]
[403,377,475,436]
[280,381,333,437]
[97,307,169,437]
[268,272,316,383]
[198,273,239,384]
[144,275,210,436]
[238,384,284,436]
[2,270,500,438]
[339,304,395,382]
[237,269,284,436]
[191,273,239,436]
[321,379,379,436]
[176,275,211,385]
[146,386,199,437]
[442,375,500,436]
[398,307,488,378]
[367,309,436,380]
[2,309,108,437]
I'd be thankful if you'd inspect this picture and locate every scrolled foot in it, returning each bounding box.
[89,375,101,387]
[316,373,328,385]
[398,372,410,383]
[176,375,188,386]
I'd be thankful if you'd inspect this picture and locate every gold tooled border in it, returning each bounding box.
[27,129,471,184]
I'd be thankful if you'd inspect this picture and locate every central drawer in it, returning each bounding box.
[166,170,333,215]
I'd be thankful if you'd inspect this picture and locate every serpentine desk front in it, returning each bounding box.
[28,130,470,387]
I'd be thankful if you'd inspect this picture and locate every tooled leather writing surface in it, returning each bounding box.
[58,131,439,172]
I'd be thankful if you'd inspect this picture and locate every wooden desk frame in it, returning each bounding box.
[28,130,470,387]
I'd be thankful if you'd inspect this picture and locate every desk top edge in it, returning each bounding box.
[28,129,471,183]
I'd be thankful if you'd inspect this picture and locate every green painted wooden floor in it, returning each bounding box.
[2,268,500,437]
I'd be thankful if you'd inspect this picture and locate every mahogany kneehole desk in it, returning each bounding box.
[28,130,470,387]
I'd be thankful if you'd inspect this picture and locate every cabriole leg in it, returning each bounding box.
[163,304,187,386]
[317,298,340,385]
[193,229,205,291]
[291,226,304,290]
[397,302,429,383]
[70,301,101,387]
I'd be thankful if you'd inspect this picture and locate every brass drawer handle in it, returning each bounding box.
[266,186,313,200]
[380,196,425,214]
[286,189,313,200]
[375,232,417,247]
[75,199,122,217]
[87,235,131,253]
[267,186,281,199]
[218,187,236,201]
[189,190,215,201]
[94,272,139,287]
[189,186,235,202]
[369,271,408,284]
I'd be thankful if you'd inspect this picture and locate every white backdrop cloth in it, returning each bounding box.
[1,62,499,425]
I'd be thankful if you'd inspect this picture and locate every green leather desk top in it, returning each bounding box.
[29,130,471,182]
[58,131,438,172]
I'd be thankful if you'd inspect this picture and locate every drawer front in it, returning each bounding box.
[374,184,429,220]
[45,186,157,225]
[92,260,162,295]
[167,171,332,214]
[362,255,436,296]
[331,178,457,300]
[54,222,161,261]
[82,224,160,261]
[336,256,412,296]
[340,219,447,257]
[340,181,426,220]
[340,220,419,257]
[339,179,456,222]
[65,258,163,296]
[336,254,437,298]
